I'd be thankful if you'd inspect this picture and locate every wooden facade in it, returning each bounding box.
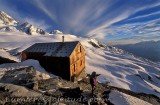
[21,41,85,81]
[69,43,85,81]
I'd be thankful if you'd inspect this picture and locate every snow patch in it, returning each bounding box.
[109,90,152,105]
[50,30,63,34]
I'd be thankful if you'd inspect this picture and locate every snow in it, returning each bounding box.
[18,22,45,35]
[109,90,152,105]
[50,30,63,34]
[25,42,78,57]
[90,38,101,47]
[0,27,160,98]
[0,11,17,25]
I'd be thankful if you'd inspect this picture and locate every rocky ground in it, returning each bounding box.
[0,67,160,105]
[0,78,159,105]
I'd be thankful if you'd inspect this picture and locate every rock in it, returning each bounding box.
[33,81,39,90]
[0,66,50,89]
[60,87,83,100]
[0,83,41,97]
[19,22,46,35]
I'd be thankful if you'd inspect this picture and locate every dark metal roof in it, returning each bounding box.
[23,41,79,57]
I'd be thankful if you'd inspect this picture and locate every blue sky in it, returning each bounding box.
[0,0,160,44]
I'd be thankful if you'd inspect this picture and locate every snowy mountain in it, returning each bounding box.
[0,11,46,35]
[0,11,17,25]
[50,30,63,34]
[116,40,160,62]
[18,22,45,35]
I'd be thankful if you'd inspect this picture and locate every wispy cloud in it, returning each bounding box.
[0,0,160,42]
[105,19,160,45]
[87,11,131,38]
[33,0,58,23]
[29,0,134,37]
[30,0,114,35]
[128,11,160,21]
[87,1,160,39]
[31,0,160,39]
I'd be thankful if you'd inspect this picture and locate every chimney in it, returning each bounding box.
[62,36,64,42]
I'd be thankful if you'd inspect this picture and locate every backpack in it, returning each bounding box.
[90,77,96,86]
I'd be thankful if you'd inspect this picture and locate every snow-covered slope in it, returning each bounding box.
[0,31,160,98]
[109,90,152,105]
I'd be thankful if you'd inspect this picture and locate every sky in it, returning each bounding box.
[0,0,160,44]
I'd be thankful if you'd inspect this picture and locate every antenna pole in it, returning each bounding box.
[62,36,64,42]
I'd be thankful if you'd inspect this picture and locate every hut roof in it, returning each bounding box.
[23,41,79,57]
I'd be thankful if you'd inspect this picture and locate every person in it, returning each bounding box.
[90,71,97,96]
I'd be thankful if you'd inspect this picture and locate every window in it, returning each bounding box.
[78,46,81,53]
[74,64,76,72]
[80,60,82,66]
[80,46,81,52]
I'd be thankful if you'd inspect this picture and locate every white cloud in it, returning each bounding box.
[86,1,160,39]
[128,11,160,21]
[33,0,58,23]
[7,0,158,39]
[104,19,160,45]
[87,11,131,38]
[0,0,160,41]
[28,0,118,35]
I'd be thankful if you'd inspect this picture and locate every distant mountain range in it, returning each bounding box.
[0,11,63,35]
[116,40,160,62]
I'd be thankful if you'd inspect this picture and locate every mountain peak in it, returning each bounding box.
[18,22,45,35]
[0,11,7,15]
[50,30,63,34]
[0,11,17,25]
